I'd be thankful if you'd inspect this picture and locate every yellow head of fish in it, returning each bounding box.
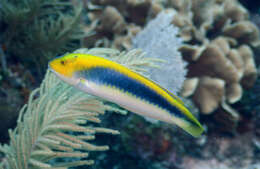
[49,53,79,76]
[48,53,84,85]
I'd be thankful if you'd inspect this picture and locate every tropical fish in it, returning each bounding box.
[48,53,204,137]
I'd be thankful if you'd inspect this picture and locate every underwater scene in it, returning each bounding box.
[1,0,260,169]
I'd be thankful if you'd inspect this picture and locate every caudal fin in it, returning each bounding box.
[178,120,204,137]
[170,106,204,137]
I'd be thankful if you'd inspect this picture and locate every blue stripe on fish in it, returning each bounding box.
[77,67,197,126]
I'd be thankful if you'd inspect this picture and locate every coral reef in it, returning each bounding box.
[85,0,259,133]
[168,0,258,111]
[0,48,163,168]
[0,88,23,142]
[84,0,153,50]
[91,109,260,169]
[0,62,37,143]
[0,0,86,143]
[1,0,260,168]
[0,69,120,168]
[172,0,259,132]
[89,109,260,169]
[0,0,84,74]
[89,114,204,169]
[80,1,260,168]
[132,10,186,95]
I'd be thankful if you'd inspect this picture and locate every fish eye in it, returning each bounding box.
[60,60,65,65]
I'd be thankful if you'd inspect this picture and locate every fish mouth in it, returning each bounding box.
[49,68,80,87]
[48,66,55,73]
[48,66,60,77]
[48,67,63,79]
[48,61,55,73]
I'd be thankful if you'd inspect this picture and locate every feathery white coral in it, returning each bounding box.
[132,10,187,95]
[0,48,161,169]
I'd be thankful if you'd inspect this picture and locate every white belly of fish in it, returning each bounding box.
[76,80,176,124]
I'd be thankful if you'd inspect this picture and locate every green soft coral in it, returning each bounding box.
[0,0,84,72]
[0,48,161,169]
[0,69,119,168]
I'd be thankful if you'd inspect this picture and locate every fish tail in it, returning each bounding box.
[172,107,204,137]
[178,120,204,137]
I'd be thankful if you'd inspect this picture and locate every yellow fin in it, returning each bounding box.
[173,114,204,137]
[182,121,204,138]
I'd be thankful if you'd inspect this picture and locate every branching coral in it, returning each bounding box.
[0,0,84,72]
[171,0,259,117]
[84,0,152,50]
[85,0,259,132]
[167,0,259,132]
[0,48,161,169]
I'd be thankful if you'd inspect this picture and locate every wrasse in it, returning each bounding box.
[48,53,204,137]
